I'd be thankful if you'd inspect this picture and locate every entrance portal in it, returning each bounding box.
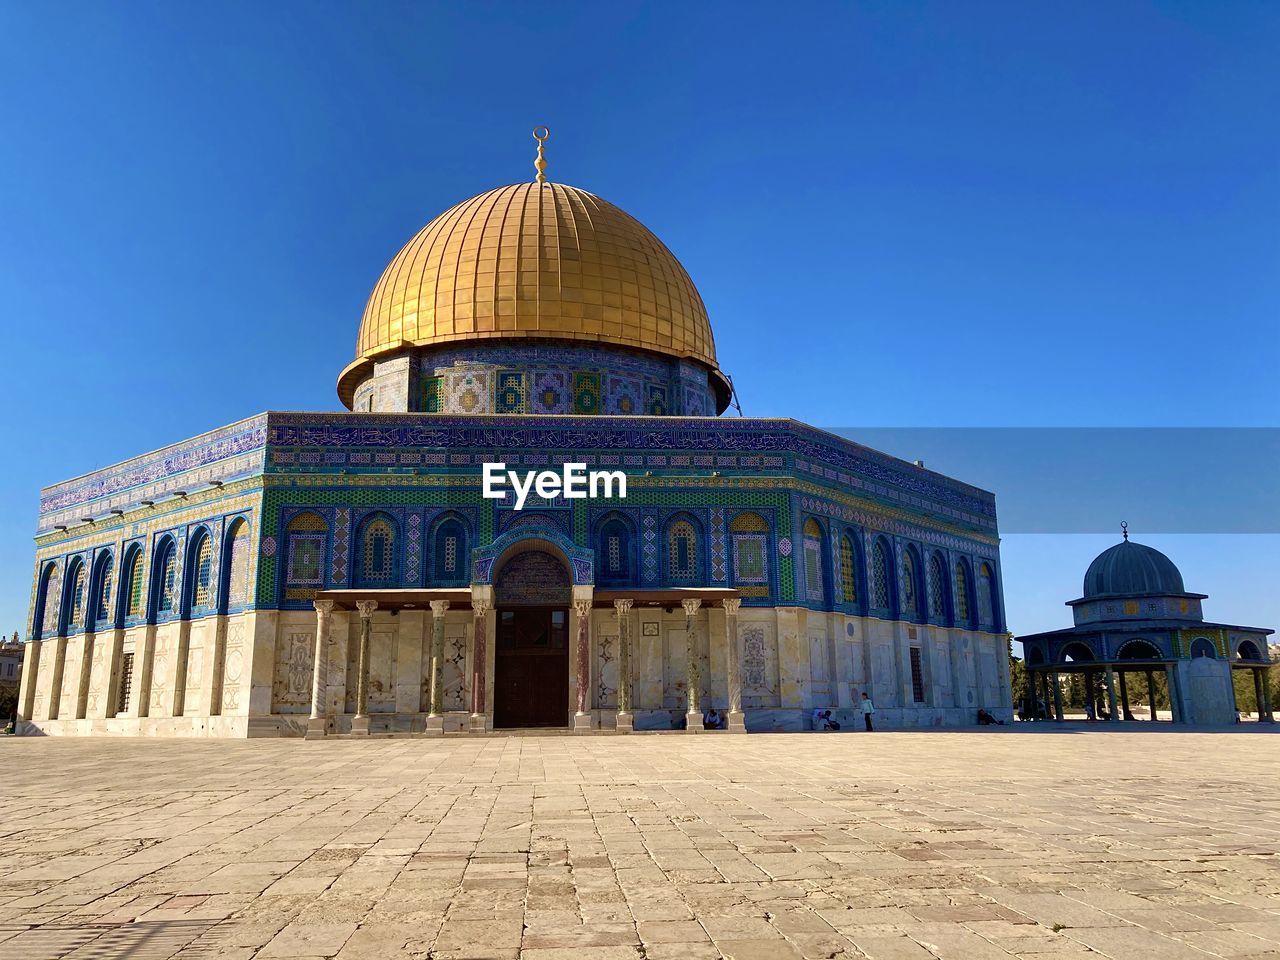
[494,607,569,728]
[491,547,573,729]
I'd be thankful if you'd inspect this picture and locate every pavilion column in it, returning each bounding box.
[1146,669,1157,721]
[614,599,634,733]
[425,600,449,736]
[723,598,746,733]
[1050,671,1064,721]
[351,600,377,736]
[1119,670,1134,720]
[1104,666,1119,722]
[1260,669,1274,722]
[1164,663,1181,724]
[469,599,490,734]
[305,599,334,740]
[1253,668,1265,722]
[683,598,704,732]
[572,597,594,734]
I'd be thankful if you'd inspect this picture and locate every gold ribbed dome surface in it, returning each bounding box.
[347,182,719,391]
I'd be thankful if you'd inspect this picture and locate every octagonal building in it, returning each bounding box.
[17,146,1011,737]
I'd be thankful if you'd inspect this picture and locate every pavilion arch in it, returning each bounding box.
[355,511,401,588]
[1060,641,1096,664]
[220,516,252,613]
[1026,646,1046,667]
[150,534,180,622]
[472,525,594,586]
[1235,639,1265,662]
[34,560,61,639]
[61,555,88,635]
[182,525,215,618]
[594,511,637,586]
[88,549,115,631]
[429,511,472,585]
[1189,637,1217,659]
[1117,639,1162,661]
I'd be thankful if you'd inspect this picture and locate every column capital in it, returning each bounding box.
[681,598,702,616]
[355,600,378,620]
[429,599,450,617]
[721,597,742,616]
[613,598,634,615]
[313,599,335,616]
[472,598,491,617]
[573,598,593,618]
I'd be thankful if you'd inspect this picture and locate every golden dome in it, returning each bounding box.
[338,182,727,407]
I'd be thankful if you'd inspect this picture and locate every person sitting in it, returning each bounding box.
[976,708,1005,726]
[703,708,723,730]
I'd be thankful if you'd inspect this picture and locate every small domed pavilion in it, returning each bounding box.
[1018,528,1274,725]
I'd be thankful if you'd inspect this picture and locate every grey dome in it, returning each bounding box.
[1083,540,1185,598]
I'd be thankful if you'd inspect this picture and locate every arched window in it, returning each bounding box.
[285,513,328,587]
[223,519,251,609]
[730,512,769,593]
[358,515,397,586]
[65,558,87,632]
[597,516,633,585]
[433,516,468,583]
[189,531,214,613]
[90,552,114,629]
[978,562,997,627]
[802,518,825,603]
[1236,639,1263,662]
[1190,637,1216,659]
[154,539,179,616]
[927,554,945,619]
[840,535,858,605]
[37,562,62,638]
[900,549,918,617]
[954,560,971,624]
[121,546,145,620]
[871,539,891,610]
[668,518,698,582]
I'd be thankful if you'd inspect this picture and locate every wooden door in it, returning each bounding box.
[493,607,569,728]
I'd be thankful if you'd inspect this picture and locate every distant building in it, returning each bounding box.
[1019,533,1273,725]
[0,631,22,700]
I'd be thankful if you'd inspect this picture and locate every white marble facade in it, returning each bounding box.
[18,601,1013,736]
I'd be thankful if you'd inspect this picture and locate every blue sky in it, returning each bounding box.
[1,1,1276,639]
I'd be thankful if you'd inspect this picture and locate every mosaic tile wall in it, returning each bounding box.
[403,343,718,416]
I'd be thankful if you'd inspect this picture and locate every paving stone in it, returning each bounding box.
[1,732,1277,960]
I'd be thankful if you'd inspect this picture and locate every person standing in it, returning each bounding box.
[860,691,875,731]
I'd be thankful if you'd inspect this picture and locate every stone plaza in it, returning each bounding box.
[3,729,1279,960]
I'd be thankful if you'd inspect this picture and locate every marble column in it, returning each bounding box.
[1050,671,1064,721]
[425,599,449,735]
[469,599,490,733]
[614,599,634,733]
[573,598,593,734]
[723,598,746,733]
[1105,665,1120,722]
[1164,663,1181,724]
[1252,668,1265,722]
[305,599,334,740]
[1146,669,1157,721]
[683,598,704,732]
[351,600,377,736]
[1261,668,1274,722]
[1119,670,1134,720]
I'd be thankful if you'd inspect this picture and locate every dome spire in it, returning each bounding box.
[1121,520,1129,541]
[533,126,550,183]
